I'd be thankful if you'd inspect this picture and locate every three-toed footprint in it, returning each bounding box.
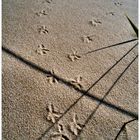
[70,76,83,89]
[82,35,94,43]
[114,2,122,6]
[50,123,70,140]
[89,19,102,27]
[36,44,49,55]
[69,113,82,136]
[36,10,48,16]
[68,51,81,62]
[38,25,49,34]
[46,70,58,84]
[46,103,61,123]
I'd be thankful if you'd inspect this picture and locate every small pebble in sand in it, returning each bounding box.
[38,25,49,34]
[36,44,49,55]
[46,103,61,123]
[69,113,82,136]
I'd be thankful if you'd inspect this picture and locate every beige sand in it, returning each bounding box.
[2,0,138,139]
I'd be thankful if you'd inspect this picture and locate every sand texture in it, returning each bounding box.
[2,0,138,139]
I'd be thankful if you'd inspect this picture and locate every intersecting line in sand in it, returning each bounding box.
[37,43,138,140]
[114,118,137,140]
[74,55,138,140]
[2,41,138,140]
[83,38,137,55]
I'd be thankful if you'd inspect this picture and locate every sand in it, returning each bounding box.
[2,0,138,139]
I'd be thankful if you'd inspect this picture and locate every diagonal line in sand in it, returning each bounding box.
[36,43,138,139]
[2,43,138,140]
[114,118,137,140]
[75,55,138,140]
[37,43,138,140]
[84,38,138,55]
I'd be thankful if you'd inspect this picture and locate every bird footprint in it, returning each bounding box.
[68,51,81,62]
[89,19,102,26]
[38,25,49,34]
[69,113,82,136]
[114,2,122,6]
[50,123,70,140]
[36,10,48,16]
[47,70,58,84]
[82,35,94,43]
[36,44,49,55]
[46,103,61,123]
[70,76,83,89]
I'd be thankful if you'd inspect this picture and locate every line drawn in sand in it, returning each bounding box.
[47,70,58,84]
[69,113,82,136]
[114,119,137,140]
[45,0,53,4]
[68,51,81,62]
[46,103,62,123]
[70,76,83,89]
[36,44,49,55]
[38,25,49,34]
[50,123,70,140]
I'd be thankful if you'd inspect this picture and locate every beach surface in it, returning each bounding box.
[2,0,138,139]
